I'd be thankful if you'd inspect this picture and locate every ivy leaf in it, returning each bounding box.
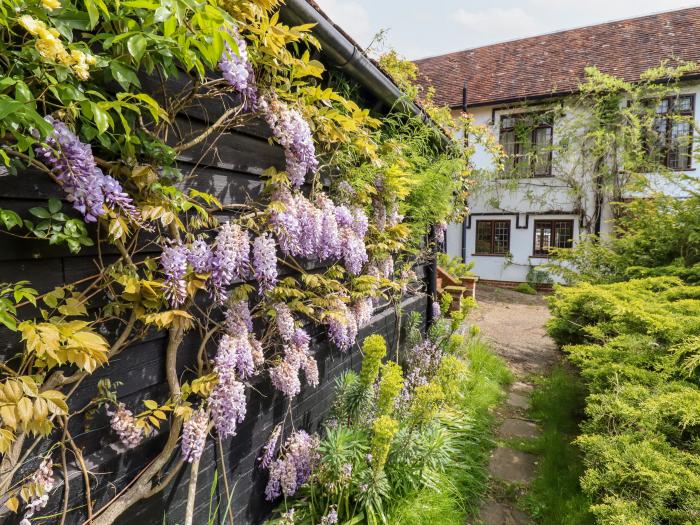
[127,35,147,64]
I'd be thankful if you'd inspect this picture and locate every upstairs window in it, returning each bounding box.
[475,220,511,255]
[533,220,574,256]
[499,112,553,177]
[647,95,694,170]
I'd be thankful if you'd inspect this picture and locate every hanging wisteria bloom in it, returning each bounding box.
[325,299,358,352]
[219,27,257,109]
[353,297,374,329]
[435,222,447,244]
[432,301,441,319]
[19,458,54,525]
[275,303,295,342]
[108,402,144,449]
[36,116,136,222]
[181,409,208,463]
[260,97,318,187]
[210,222,250,303]
[269,358,302,398]
[225,300,253,334]
[269,327,318,396]
[217,333,255,379]
[259,424,282,469]
[264,430,320,500]
[160,243,189,308]
[253,233,278,293]
[187,239,212,274]
[209,339,247,438]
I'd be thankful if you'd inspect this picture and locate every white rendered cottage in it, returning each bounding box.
[416,7,700,287]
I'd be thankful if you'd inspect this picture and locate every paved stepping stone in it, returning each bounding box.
[507,391,531,410]
[510,381,534,395]
[488,447,537,484]
[499,418,540,440]
[476,500,532,525]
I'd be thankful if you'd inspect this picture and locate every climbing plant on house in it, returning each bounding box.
[0,1,472,524]
[473,62,698,233]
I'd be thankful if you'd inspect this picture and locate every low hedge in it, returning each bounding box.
[547,277,700,524]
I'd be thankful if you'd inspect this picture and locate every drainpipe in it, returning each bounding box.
[461,81,469,263]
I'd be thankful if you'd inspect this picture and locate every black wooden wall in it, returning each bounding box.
[0,74,427,525]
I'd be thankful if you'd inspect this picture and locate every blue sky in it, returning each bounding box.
[314,0,700,59]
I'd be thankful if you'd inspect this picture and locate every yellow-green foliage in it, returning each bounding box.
[360,334,387,387]
[377,361,404,416]
[371,415,399,472]
[548,276,700,523]
[410,383,445,426]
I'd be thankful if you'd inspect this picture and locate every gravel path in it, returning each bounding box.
[467,285,560,525]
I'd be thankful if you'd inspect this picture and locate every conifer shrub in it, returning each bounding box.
[548,276,700,524]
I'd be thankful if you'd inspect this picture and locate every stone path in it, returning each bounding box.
[467,285,560,525]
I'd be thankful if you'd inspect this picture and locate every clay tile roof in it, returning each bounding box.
[415,7,700,108]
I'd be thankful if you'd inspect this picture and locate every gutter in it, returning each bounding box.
[281,0,451,148]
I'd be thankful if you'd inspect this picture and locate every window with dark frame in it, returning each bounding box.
[533,220,574,256]
[475,220,511,255]
[646,95,695,170]
[499,112,553,177]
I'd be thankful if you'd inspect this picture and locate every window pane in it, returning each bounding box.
[656,99,670,114]
[553,221,573,248]
[533,127,552,175]
[534,222,552,254]
[669,121,692,170]
[475,222,493,253]
[676,95,693,113]
[493,221,510,254]
[501,116,517,129]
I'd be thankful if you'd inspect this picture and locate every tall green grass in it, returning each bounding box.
[388,335,512,525]
[520,365,594,525]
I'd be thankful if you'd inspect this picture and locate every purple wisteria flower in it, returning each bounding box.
[253,233,278,294]
[225,300,253,334]
[187,239,212,274]
[219,27,257,109]
[19,458,54,525]
[161,243,189,308]
[353,297,373,329]
[432,301,441,319]
[325,299,358,352]
[36,116,136,222]
[435,222,447,244]
[218,333,255,379]
[264,430,320,500]
[108,403,144,449]
[260,97,318,187]
[181,409,208,463]
[268,190,369,276]
[269,327,318,397]
[209,339,247,439]
[259,424,282,469]
[275,303,295,342]
[210,222,250,303]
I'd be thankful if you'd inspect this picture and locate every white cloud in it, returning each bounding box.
[313,0,375,47]
[452,7,543,47]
